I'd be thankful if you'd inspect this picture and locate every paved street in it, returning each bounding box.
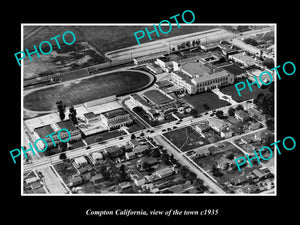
[37,166,70,194]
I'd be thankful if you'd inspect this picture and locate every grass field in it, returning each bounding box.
[24,70,154,111]
[220,78,270,102]
[183,91,229,113]
[163,126,209,152]
[23,41,107,80]
[24,25,218,54]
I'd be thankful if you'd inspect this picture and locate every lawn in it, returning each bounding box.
[24,70,154,111]
[84,130,126,145]
[183,91,229,113]
[220,78,270,103]
[163,126,209,152]
[23,41,107,80]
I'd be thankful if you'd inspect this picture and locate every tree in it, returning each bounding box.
[131,134,136,140]
[179,166,190,178]
[59,153,67,161]
[190,108,198,117]
[235,104,244,111]
[215,110,224,119]
[226,153,234,160]
[59,111,65,121]
[228,107,235,117]
[193,178,205,192]
[95,136,102,143]
[186,171,197,181]
[203,104,210,110]
[151,149,161,158]
[56,101,66,121]
[263,58,274,69]
[269,82,274,93]
[69,105,78,125]
[266,118,274,131]
[58,142,68,152]
[142,161,151,171]
[262,93,274,117]
[212,165,223,177]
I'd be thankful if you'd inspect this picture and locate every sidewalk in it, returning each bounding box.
[212,88,238,105]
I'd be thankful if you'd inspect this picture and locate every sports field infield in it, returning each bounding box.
[24,70,154,111]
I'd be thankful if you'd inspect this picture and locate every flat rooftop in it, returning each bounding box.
[34,124,55,138]
[102,108,129,119]
[56,119,78,131]
[181,61,212,77]
[143,89,173,105]
[230,52,257,66]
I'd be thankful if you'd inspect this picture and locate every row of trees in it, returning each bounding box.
[56,100,78,124]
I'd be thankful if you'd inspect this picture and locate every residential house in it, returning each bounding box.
[235,110,251,122]
[153,166,176,179]
[248,108,266,122]
[195,148,211,158]
[251,168,271,180]
[230,175,248,186]
[129,139,140,148]
[74,156,88,168]
[209,118,228,133]
[91,174,106,186]
[195,122,210,133]
[249,122,261,130]
[215,158,233,170]
[104,146,122,158]
[220,127,233,138]
[238,185,259,194]
[137,157,159,171]
[129,168,145,186]
[257,179,274,191]
[69,174,83,186]
[91,152,103,163]
[125,145,148,160]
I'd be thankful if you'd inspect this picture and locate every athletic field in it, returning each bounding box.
[24,70,154,111]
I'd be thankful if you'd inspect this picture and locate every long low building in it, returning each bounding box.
[34,119,82,150]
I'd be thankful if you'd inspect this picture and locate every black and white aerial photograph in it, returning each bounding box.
[3,4,298,224]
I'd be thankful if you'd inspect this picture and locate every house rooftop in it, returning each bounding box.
[91,174,105,183]
[74,156,87,165]
[91,152,103,161]
[235,110,250,119]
